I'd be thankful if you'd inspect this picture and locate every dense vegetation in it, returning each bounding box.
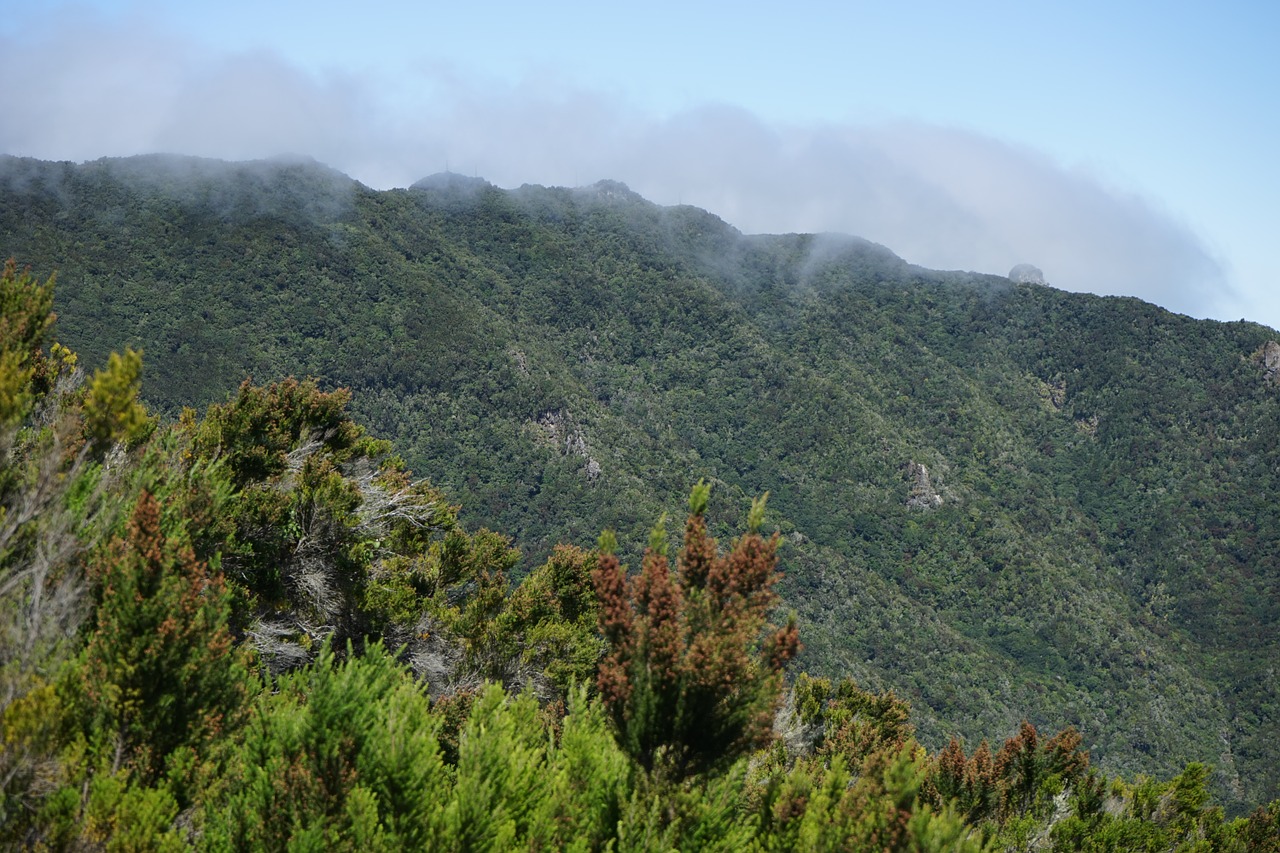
[4,260,1278,848]
[1,153,1278,822]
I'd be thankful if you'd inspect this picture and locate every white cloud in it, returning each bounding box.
[0,9,1236,323]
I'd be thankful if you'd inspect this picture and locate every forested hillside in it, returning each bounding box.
[2,154,1278,814]
[5,259,1279,848]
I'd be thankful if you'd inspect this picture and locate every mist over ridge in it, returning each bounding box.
[0,4,1248,325]
[7,147,1239,330]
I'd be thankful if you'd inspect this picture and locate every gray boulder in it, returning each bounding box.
[1008,263,1046,284]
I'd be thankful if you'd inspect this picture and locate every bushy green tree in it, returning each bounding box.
[528,683,631,850]
[445,683,547,848]
[179,378,458,666]
[0,259,53,422]
[447,543,603,695]
[73,489,244,783]
[206,650,634,852]
[81,347,152,452]
[204,643,449,851]
[0,260,86,711]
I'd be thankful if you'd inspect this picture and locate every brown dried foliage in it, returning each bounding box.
[592,499,799,779]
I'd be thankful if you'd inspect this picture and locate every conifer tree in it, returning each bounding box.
[593,483,800,779]
[76,490,243,782]
[81,348,151,453]
[205,643,448,850]
[0,259,58,426]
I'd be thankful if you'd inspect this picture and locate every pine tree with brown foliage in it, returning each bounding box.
[592,483,800,779]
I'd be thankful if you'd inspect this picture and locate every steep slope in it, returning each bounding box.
[2,154,1277,808]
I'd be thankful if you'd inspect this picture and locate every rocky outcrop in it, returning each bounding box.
[1008,263,1046,285]
[1036,375,1067,411]
[533,410,602,482]
[1253,341,1280,386]
[906,461,943,510]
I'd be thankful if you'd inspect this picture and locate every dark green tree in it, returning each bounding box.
[75,489,244,783]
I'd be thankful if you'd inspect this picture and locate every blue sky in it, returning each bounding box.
[2,0,1277,328]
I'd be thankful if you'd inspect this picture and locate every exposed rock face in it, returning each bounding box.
[1046,377,1067,410]
[1008,263,1046,285]
[1036,376,1067,411]
[906,461,943,510]
[1253,341,1280,386]
[533,410,602,481]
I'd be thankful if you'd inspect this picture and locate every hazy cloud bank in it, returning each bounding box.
[0,10,1231,321]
